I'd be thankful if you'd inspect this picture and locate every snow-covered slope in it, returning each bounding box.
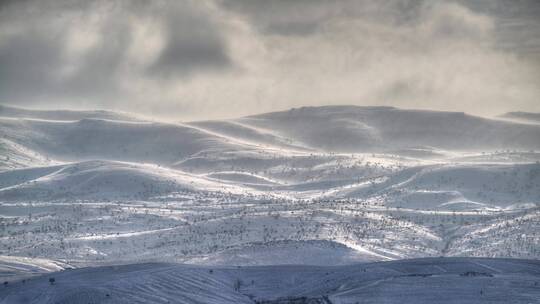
[341,163,540,210]
[0,117,247,167]
[0,256,70,283]
[3,105,540,171]
[188,119,312,151]
[238,106,540,152]
[0,104,538,282]
[0,105,137,122]
[500,111,540,124]
[0,160,245,201]
[0,138,54,171]
[190,240,380,266]
[1,258,539,304]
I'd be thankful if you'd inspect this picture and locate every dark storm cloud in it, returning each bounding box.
[220,0,337,36]
[219,0,426,36]
[62,19,132,102]
[0,27,63,101]
[220,0,540,55]
[488,0,540,56]
[146,2,231,78]
[0,0,539,118]
[0,1,130,106]
[0,0,232,107]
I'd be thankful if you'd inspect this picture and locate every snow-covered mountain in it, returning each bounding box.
[0,104,137,122]
[2,105,540,171]
[499,111,540,124]
[233,106,540,152]
[0,104,538,302]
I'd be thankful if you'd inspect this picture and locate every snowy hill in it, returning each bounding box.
[0,104,538,287]
[237,106,540,152]
[2,105,540,172]
[0,160,245,201]
[189,119,312,152]
[341,163,540,210]
[500,111,540,124]
[1,258,539,304]
[0,116,246,168]
[0,105,137,122]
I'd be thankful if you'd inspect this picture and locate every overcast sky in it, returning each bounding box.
[1,0,539,120]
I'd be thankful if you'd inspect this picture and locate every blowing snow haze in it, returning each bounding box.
[1,1,540,304]
[0,0,540,119]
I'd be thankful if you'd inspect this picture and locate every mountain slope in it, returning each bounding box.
[0,105,539,272]
[341,163,540,210]
[0,104,137,122]
[2,105,540,171]
[0,160,244,201]
[500,111,540,124]
[0,117,248,167]
[1,258,539,304]
[238,106,540,152]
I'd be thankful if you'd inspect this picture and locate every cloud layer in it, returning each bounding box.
[0,0,539,119]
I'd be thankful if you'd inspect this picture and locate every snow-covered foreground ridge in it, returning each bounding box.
[1,257,539,304]
[0,104,539,271]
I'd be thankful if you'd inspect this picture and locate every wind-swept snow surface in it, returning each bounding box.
[1,258,539,304]
[0,105,539,301]
[499,111,540,124]
[0,105,138,122]
[238,106,540,152]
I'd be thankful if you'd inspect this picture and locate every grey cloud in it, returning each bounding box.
[0,0,539,119]
[452,0,540,55]
[0,1,128,107]
[219,0,341,36]
[221,0,540,54]
[61,20,132,104]
[0,0,232,107]
[147,28,230,79]
[146,2,231,79]
[219,0,427,36]
[0,21,64,102]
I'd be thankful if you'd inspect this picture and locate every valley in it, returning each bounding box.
[0,105,539,302]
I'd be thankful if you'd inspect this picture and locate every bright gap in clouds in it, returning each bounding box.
[0,0,539,120]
